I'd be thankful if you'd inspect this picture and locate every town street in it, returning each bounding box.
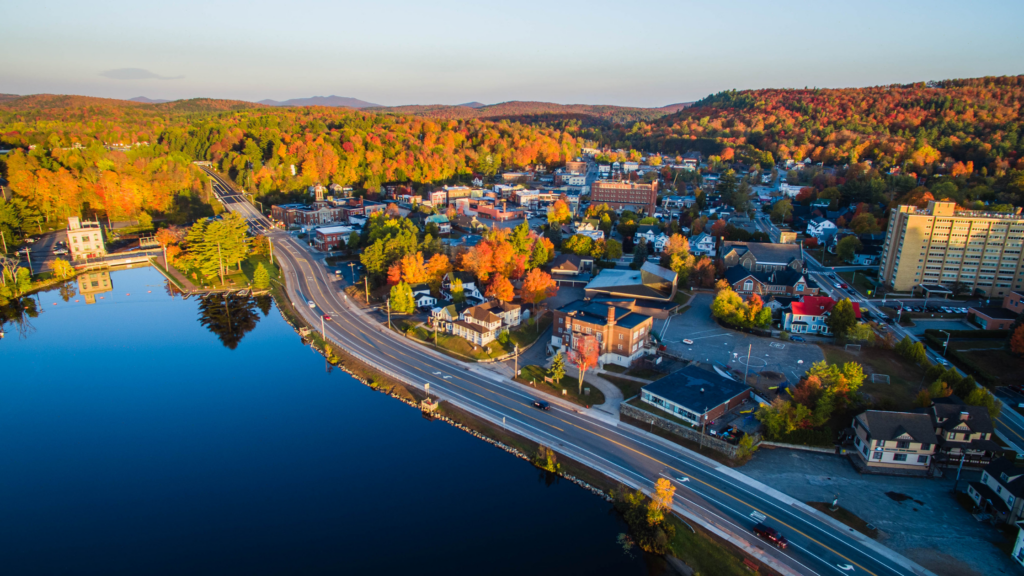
[201,167,936,576]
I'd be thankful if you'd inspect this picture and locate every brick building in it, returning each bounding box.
[551,301,654,368]
[590,180,658,215]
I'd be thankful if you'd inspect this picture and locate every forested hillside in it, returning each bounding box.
[375,101,680,128]
[0,98,578,238]
[591,76,1024,177]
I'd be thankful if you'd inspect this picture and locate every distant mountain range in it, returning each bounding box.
[257,95,380,108]
[458,102,486,109]
[129,96,171,104]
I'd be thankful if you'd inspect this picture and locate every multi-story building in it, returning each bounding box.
[851,410,938,473]
[76,269,112,304]
[878,201,1024,297]
[565,160,587,174]
[726,266,818,297]
[67,217,106,260]
[923,397,1000,468]
[969,458,1024,525]
[551,301,655,368]
[590,180,658,215]
[450,305,503,346]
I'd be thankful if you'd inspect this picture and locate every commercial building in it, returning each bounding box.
[314,225,356,251]
[640,365,752,427]
[585,262,677,306]
[968,290,1024,330]
[590,180,658,215]
[565,160,587,174]
[551,301,654,367]
[67,217,106,260]
[878,201,1024,297]
[851,410,938,473]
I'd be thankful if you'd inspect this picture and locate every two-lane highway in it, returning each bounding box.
[200,167,935,576]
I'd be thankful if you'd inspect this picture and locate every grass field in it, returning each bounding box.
[515,365,605,407]
[838,271,877,296]
[603,375,646,399]
[946,342,1024,387]
[820,345,927,409]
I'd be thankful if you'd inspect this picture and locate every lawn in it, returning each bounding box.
[820,345,927,409]
[507,313,552,349]
[838,270,878,296]
[241,255,281,284]
[673,289,692,306]
[603,375,646,399]
[173,260,251,290]
[412,326,509,361]
[944,342,1024,387]
[515,365,606,407]
[665,514,760,576]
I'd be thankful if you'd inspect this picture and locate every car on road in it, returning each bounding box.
[790,336,805,342]
[752,523,789,549]
[308,301,316,308]
[533,400,550,410]
[682,339,694,345]
[834,283,843,289]
[52,247,69,256]
[839,283,848,289]
[24,237,36,244]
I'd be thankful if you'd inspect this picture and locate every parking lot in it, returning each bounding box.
[656,293,824,386]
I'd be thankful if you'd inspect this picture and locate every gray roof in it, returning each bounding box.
[723,241,802,265]
[643,365,750,414]
[983,458,1024,498]
[855,411,938,445]
[586,262,676,299]
[557,300,651,330]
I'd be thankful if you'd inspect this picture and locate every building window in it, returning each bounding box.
[917,455,929,464]
[743,281,753,291]
[896,441,910,449]
[872,451,882,460]
[893,454,908,462]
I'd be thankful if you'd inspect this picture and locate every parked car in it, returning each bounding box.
[790,336,806,342]
[533,400,550,410]
[752,523,789,549]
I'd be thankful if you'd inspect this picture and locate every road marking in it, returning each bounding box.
[837,564,855,571]
[751,511,767,522]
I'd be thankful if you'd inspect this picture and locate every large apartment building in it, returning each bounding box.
[879,201,1024,297]
[590,180,658,215]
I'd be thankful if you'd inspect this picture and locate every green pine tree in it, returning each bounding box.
[253,262,270,290]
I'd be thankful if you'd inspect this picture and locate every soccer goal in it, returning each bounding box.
[871,374,890,384]
[845,344,862,353]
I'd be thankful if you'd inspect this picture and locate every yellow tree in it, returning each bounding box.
[52,258,73,279]
[663,234,690,256]
[648,478,676,525]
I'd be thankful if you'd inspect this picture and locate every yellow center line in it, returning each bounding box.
[997,417,1024,443]
[292,252,874,574]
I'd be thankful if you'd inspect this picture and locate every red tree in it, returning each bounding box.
[521,268,557,305]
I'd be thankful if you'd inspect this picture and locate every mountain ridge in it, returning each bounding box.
[258,95,380,108]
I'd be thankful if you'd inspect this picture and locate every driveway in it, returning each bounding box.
[740,449,1016,576]
[656,293,824,385]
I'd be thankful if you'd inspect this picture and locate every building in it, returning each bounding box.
[314,225,355,251]
[585,262,677,304]
[783,296,861,335]
[476,300,522,328]
[425,214,451,234]
[549,253,592,276]
[969,458,1024,525]
[922,397,1000,468]
[640,365,752,426]
[690,232,716,257]
[590,180,658,215]
[1012,524,1024,567]
[851,410,938,473]
[633,225,668,252]
[76,269,112,304]
[878,201,1024,297]
[270,202,344,227]
[411,285,437,308]
[67,217,106,260]
[806,217,838,241]
[968,289,1024,330]
[565,160,587,174]
[551,301,654,367]
[721,241,804,272]
[440,271,484,303]
[450,304,503,346]
[725,266,819,297]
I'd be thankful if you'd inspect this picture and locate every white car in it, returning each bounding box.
[308,301,316,308]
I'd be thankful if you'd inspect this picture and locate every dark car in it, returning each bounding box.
[533,400,550,410]
[790,336,805,342]
[753,523,789,549]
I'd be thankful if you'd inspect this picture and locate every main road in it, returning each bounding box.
[200,167,935,576]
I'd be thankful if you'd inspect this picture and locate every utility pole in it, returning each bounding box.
[321,314,326,336]
[364,276,369,304]
[940,330,951,356]
[0,230,6,254]
[268,237,275,265]
[349,262,356,284]
[433,318,438,348]
[952,451,966,493]
[742,343,752,386]
[514,344,519,377]
[387,298,391,330]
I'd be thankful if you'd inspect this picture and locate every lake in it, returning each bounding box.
[0,267,651,575]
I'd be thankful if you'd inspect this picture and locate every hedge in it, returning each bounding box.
[923,328,1010,339]
[771,428,835,447]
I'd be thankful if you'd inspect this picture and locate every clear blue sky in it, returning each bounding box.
[2,0,1022,107]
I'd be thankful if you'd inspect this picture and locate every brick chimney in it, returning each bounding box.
[607,306,616,327]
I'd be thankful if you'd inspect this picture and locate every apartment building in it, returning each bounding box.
[590,180,658,215]
[551,302,654,368]
[67,217,106,260]
[879,201,1024,297]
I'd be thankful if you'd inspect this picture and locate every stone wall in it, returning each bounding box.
[621,402,745,459]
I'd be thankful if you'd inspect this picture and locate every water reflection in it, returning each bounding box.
[77,270,113,304]
[0,296,40,340]
[198,293,263,349]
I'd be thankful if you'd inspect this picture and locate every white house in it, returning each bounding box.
[689,232,716,257]
[779,182,803,197]
[577,229,605,242]
[441,272,484,303]
[622,161,639,173]
[783,296,861,335]
[806,216,838,240]
[412,286,437,308]
[634,225,669,252]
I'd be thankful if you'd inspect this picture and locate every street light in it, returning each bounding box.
[939,329,951,357]
[894,300,904,323]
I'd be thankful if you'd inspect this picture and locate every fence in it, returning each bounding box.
[620,402,747,459]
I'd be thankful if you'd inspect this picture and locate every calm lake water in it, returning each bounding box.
[0,267,650,575]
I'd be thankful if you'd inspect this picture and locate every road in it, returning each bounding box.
[200,167,934,576]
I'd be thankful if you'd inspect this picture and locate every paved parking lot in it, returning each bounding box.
[741,449,1013,576]
[903,318,975,336]
[656,293,824,385]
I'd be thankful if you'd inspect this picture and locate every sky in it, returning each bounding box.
[2,0,1023,108]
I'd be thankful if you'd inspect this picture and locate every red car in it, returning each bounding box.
[753,523,789,549]
[322,315,332,321]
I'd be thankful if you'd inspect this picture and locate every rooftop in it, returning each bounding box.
[969,306,1018,320]
[791,296,860,318]
[642,365,750,413]
[557,301,650,329]
[855,410,937,444]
